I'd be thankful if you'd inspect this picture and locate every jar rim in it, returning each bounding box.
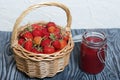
[82,31,107,48]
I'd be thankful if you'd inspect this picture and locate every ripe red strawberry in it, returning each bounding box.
[43,32,50,39]
[18,38,25,46]
[42,28,50,38]
[63,35,69,41]
[53,28,61,39]
[22,31,33,40]
[54,27,60,34]
[32,46,43,53]
[32,29,43,37]
[32,24,43,30]
[55,33,62,39]
[42,27,48,33]
[46,22,56,27]
[31,48,39,53]
[52,40,61,50]
[60,39,67,49]
[43,46,55,54]
[24,40,33,51]
[41,39,51,47]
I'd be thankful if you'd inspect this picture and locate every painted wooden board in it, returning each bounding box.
[0,29,120,80]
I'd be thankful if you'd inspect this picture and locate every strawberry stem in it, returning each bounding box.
[49,33,56,41]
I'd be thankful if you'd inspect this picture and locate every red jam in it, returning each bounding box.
[80,32,106,74]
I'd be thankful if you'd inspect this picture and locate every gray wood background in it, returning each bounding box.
[0,29,120,80]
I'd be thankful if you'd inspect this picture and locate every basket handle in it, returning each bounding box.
[11,2,72,44]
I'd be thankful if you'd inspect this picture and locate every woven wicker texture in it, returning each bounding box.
[11,2,74,78]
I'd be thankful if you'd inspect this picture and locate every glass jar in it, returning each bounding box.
[80,31,107,74]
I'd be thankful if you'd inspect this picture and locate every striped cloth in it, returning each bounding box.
[0,29,120,80]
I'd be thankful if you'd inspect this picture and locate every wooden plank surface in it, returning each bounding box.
[0,29,120,80]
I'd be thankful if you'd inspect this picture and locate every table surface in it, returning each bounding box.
[0,29,120,80]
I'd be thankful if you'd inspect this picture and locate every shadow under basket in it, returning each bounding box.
[11,2,74,78]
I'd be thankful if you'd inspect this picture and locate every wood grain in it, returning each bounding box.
[0,29,120,80]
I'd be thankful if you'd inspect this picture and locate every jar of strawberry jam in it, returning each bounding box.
[80,31,107,74]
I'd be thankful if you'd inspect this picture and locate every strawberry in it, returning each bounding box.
[18,38,25,46]
[31,48,39,53]
[60,39,67,49]
[42,28,50,38]
[22,31,33,40]
[24,40,33,51]
[43,46,55,54]
[63,35,69,41]
[46,22,56,33]
[46,22,56,27]
[55,33,62,39]
[31,48,43,54]
[53,28,62,39]
[32,23,43,30]
[52,40,61,50]
[48,26,56,33]
[32,29,43,37]
[42,27,48,33]
[43,32,50,39]
[41,39,51,47]
[54,27,60,34]
[33,36,42,45]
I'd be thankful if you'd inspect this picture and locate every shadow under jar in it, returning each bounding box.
[80,31,107,74]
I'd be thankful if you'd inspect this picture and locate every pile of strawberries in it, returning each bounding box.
[18,22,69,54]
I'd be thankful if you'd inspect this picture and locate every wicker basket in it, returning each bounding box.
[11,2,74,78]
